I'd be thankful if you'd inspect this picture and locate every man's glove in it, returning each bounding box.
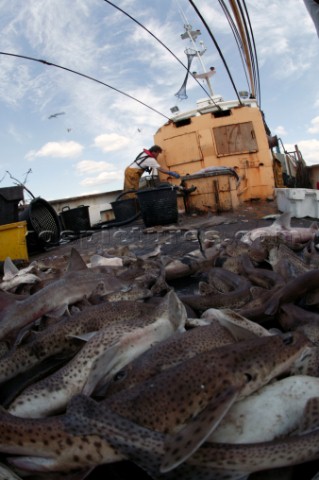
[169,171,180,179]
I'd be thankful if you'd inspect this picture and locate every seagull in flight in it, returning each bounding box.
[48,112,65,119]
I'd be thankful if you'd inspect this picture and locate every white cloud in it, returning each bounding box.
[274,125,287,136]
[75,160,115,174]
[286,139,319,165]
[308,116,319,134]
[80,170,123,187]
[93,133,131,153]
[1,0,319,201]
[236,1,316,79]
[25,141,83,160]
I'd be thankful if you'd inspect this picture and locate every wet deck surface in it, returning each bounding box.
[30,198,318,263]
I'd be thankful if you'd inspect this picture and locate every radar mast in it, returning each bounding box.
[175,1,215,99]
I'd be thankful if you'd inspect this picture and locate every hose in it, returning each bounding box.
[99,189,141,229]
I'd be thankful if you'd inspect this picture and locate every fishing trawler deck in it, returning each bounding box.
[30,197,316,264]
[20,196,319,480]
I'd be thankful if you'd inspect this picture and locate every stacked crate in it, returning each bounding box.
[0,186,28,262]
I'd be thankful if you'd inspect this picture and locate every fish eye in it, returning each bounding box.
[282,333,293,345]
[244,372,253,382]
[113,370,127,382]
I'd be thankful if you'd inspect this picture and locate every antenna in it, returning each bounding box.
[175,0,215,97]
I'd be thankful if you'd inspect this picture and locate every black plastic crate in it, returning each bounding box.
[60,205,91,232]
[0,186,24,225]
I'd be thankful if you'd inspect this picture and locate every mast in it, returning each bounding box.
[177,1,215,98]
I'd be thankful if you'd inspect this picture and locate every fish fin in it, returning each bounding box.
[264,292,280,316]
[264,302,279,316]
[8,454,68,472]
[272,212,292,229]
[47,304,69,318]
[164,290,187,331]
[212,308,270,339]
[82,341,124,396]
[161,385,241,473]
[66,248,88,272]
[67,331,98,342]
[3,257,19,280]
[298,396,319,434]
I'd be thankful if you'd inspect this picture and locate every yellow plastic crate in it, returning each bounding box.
[0,221,29,262]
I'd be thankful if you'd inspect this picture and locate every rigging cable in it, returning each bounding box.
[218,0,251,95]
[235,0,259,103]
[102,0,223,110]
[188,0,243,104]
[227,0,256,100]
[241,0,261,106]
[225,0,260,106]
[0,51,171,120]
[1,3,258,119]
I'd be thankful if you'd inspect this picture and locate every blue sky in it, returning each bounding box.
[0,0,318,202]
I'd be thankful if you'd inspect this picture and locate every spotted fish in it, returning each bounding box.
[238,212,319,246]
[103,309,270,399]
[179,268,252,312]
[0,248,125,344]
[101,331,311,471]
[5,391,319,479]
[0,257,40,292]
[103,321,236,398]
[0,297,181,385]
[186,396,319,474]
[8,291,187,418]
[1,383,319,479]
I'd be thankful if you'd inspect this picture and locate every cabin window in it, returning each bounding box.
[213,122,258,156]
[213,110,231,118]
[174,118,192,128]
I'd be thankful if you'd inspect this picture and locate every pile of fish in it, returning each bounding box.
[2,212,319,479]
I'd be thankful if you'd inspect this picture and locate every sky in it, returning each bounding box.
[0,0,318,203]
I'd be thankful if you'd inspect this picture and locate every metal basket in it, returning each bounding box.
[19,197,61,253]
